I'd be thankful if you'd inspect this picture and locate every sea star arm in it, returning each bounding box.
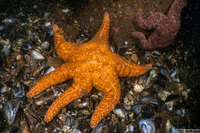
[131,31,151,49]
[114,55,152,77]
[52,25,78,61]
[132,31,163,49]
[90,12,110,46]
[90,89,120,128]
[44,74,93,122]
[26,63,75,98]
[167,0,187,22]
[91,65,120,128]
[133,13,168,30]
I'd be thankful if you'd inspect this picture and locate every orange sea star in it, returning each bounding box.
[26,12,152,128]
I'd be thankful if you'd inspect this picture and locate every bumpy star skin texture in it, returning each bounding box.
[26,12,152,128]
[132,0,187,50]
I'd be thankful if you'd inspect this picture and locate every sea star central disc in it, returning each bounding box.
[26,12,152,128]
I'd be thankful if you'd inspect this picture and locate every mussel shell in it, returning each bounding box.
[139,119,155,133]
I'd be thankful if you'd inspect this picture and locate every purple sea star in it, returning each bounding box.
[132,0,187,50]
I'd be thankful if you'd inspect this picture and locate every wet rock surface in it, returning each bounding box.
[0,0,200,132]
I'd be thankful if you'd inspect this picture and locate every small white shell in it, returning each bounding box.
[43,12,50,18]
[31,50,45,60]
[41,41,50,49]
[165,119,179,133]
[62,8,70,13]
[113,108,125,119]
[2,18,16,23]
[158,90,171,101]
[44,66,55,75]
[44,22,51,27]
[133,84,144,93]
